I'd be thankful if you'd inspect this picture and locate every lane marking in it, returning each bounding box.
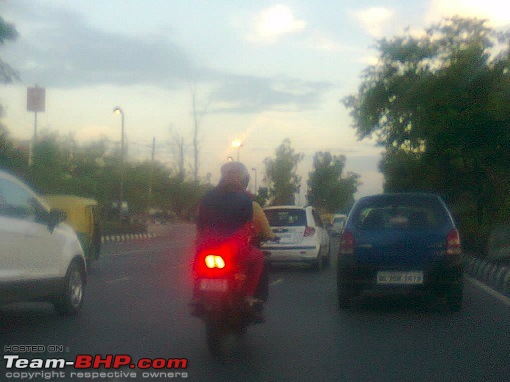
[467,276,510,308]
[270,278,284,286]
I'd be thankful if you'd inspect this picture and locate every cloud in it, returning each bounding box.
[245,5,306,43]
[209,74,332,113]
[426,0,510,27]
[352,7,395,38]
[302,31,350,53]
[3,2,331,115]
[3,3,203,88]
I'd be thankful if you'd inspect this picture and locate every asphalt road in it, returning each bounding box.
[1,223,510,382]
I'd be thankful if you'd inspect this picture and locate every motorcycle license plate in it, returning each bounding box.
[199,279,228,292]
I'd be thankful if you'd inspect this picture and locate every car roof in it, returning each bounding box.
[264,205,308,210]
[357,192,442,203]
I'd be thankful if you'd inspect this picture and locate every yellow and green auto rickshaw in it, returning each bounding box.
[44,195,101,261]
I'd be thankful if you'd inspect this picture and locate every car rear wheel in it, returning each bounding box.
[312,255,324,271]
[447,282,463,312]
[54,261,86,316]
[322,243,331,269]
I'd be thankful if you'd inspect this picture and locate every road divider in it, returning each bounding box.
[101,233,156,244]
[464,254,510,298]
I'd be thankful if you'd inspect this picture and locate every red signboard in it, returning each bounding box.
[27,87,46,112]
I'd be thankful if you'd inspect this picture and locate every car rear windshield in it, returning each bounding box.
[265,209,307,227]
[352,195,451,230]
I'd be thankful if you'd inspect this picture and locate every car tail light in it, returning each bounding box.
[339,230,355,255]
[304,226,316,237]
[446,229,461,256]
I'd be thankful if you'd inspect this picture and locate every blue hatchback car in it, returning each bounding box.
[337,193,463,311]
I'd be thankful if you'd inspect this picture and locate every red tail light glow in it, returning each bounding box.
[205,255,226,269]
[446,229,461,256]
[193,237,243,277]
[304,226,316,237]
[340,230,355,255]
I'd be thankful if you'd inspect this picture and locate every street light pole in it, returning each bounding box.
[231,140,242,162]
[113,106,125,204]
[251,168,258,195]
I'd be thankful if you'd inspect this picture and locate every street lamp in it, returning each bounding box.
[113,106,125,204]
[251,168,258,195]
[231,139,242,162]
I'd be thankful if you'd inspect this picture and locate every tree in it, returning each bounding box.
[254,186,270,207]
[307,152,360,213]
[343,17,510,229]
[0,16,20,83]
[0,118,28,175]
[189,85,210,182]
[264,139,303,205]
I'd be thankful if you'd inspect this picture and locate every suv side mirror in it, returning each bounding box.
[48,209,67,233]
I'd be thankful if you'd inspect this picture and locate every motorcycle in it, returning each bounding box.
[191,231,271,356]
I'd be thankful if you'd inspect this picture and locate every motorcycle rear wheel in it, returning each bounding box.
[206,323,228,357]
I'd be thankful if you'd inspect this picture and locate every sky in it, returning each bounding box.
[1,0,510,200]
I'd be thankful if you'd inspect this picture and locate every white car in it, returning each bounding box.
[330,214,347,237]
[0,170,87,315]
[262,206,331,270]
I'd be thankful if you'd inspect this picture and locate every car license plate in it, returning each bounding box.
[199,279,228,292]
[377,271,424,285]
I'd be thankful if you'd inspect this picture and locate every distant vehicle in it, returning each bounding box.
[330,214,347,237]
[44,195,101,261]
[337,193,463,311]
[262,206,331,270]
[0,170,87,315]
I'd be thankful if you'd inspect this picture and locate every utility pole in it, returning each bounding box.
[27,86,45,166]
[148,137,155,206]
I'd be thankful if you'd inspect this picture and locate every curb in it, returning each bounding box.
[464,254,510,298]
[101,233,156,244]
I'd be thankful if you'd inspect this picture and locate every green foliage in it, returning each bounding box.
[344,16,510,254]
[0,16,20,83]
[0,126,208,221]
[264,139,304,205]
[254,186,270,207]
[0,119,28,176]
[307,152,360,213]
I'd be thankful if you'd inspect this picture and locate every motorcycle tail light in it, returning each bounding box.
[205,255,226,269]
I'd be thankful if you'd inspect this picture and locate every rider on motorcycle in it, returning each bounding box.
[195,161,275,309]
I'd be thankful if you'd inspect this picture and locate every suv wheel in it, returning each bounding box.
[54,261,85,316]
[337,283,353,309]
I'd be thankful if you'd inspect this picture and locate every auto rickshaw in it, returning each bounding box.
[44,195,101,261]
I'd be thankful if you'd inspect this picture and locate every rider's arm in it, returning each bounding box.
[252,201,275,241]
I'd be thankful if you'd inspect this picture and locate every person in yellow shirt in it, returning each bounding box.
[252,200,276,245]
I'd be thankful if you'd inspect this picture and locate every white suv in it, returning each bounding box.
[0,170,86,315]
